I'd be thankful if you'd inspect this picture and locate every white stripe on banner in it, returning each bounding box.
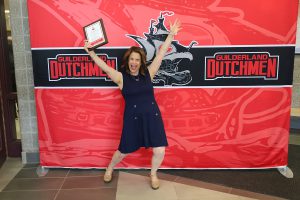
[31,44,295,50]
[34,85,293,89]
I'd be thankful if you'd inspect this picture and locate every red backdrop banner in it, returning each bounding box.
[27,0,298,168]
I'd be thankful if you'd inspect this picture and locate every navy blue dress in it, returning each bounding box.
[118,69,168,153]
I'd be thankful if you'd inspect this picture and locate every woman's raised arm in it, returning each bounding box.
[148,19,182,80]
[84,40,123,89]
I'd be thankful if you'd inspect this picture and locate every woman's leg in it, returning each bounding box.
[151,147,165,175]
[107,150,127,171]
[104,150,127,182]
[150,147,165,189]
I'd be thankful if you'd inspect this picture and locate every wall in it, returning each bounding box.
[293,1,300,127]
[9,0,38,163]
[293,56,300,110]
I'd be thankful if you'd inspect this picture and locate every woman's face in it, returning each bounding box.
[128,51,141,76]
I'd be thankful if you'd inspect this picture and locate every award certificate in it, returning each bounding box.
[83,19,108,49]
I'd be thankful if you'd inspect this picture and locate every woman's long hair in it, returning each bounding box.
[121,46,147,76]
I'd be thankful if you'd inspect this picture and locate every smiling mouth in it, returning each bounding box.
[130,65,138,70]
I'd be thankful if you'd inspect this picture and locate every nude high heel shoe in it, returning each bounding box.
[103,168,113,183]
[150,174,160,190]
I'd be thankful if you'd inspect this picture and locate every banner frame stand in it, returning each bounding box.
[277,166,294,178]
[35,165,294,179]
[36,166,49,177]
[27,0,297,170]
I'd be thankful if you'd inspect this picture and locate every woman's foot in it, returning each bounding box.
[103,168,113,183]
[150,174,160,190]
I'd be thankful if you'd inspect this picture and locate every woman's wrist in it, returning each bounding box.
[89,50,96,57]
[169,31,176,36]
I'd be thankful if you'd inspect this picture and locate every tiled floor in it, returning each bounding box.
[0,158,23,192]
[0,165,283,200]
[0,132,299,200]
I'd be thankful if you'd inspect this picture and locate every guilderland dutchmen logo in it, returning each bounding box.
[205,52,279,80]
[48,54,117,81]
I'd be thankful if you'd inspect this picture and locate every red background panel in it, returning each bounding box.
[27,0,298,48]
[28,0,297,168]
[36,87,291,168]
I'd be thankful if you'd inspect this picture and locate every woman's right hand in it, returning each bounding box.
[169,19,182,36]
[84,40,93,53]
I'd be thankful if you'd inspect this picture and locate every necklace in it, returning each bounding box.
[131,74,140,81]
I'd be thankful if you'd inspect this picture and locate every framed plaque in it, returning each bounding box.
[83,18,108,50]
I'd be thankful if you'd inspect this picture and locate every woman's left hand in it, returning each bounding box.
[84,40,93,53]
[169,19,182,36]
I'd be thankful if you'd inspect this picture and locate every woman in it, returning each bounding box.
[84,19,181,189]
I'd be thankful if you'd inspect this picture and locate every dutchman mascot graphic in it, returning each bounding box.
[127,11,197,86]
